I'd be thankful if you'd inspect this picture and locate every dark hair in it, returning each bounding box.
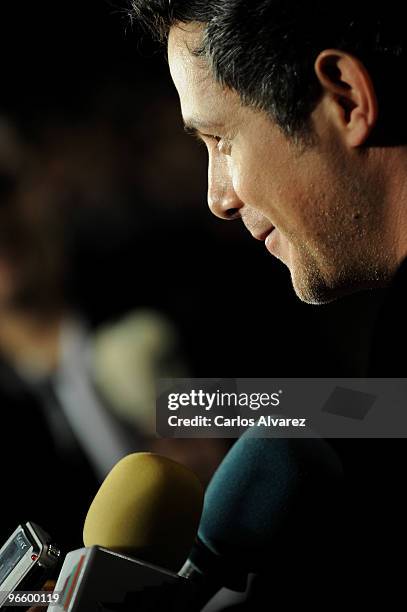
[128,1,407,142]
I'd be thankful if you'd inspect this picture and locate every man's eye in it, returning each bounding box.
[199,133,232,155]
[209,135,231,155]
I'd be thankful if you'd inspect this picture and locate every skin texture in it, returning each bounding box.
[168,22,407,303]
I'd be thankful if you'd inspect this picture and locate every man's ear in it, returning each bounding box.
[314,49,378,147]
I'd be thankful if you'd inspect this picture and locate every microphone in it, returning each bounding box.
[49,452,204,611]
[179,428,344,609]
[83,452,203,571]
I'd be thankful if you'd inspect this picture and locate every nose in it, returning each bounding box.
[207,152,243,220]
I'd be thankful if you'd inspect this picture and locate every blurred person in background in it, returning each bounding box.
[0,1,231,552]
[0,104,154,548]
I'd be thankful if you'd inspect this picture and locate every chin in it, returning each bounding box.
[287,255,337,304]
[287,243,397,304]
[289,260,357,305]
[291,263,393,304]
[292,280,338,305]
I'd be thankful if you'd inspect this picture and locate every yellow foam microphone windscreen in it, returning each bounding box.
[83,452,204,572]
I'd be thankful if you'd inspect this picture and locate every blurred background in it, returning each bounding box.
[0,1,392,552]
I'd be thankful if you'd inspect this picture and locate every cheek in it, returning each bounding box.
[236,138,337,233]
[230,147,305,228]
[229,149,271,209]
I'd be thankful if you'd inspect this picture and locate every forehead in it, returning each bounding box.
[168,22,243,128]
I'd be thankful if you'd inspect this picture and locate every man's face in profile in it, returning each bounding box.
[168,22,395,304]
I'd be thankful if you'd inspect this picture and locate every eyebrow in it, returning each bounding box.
[183,117,225,136]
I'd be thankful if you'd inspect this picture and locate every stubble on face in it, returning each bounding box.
[279,144,391,303]
[285,129,395,304]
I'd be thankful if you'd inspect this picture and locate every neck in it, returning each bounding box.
[380,147,407,268]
